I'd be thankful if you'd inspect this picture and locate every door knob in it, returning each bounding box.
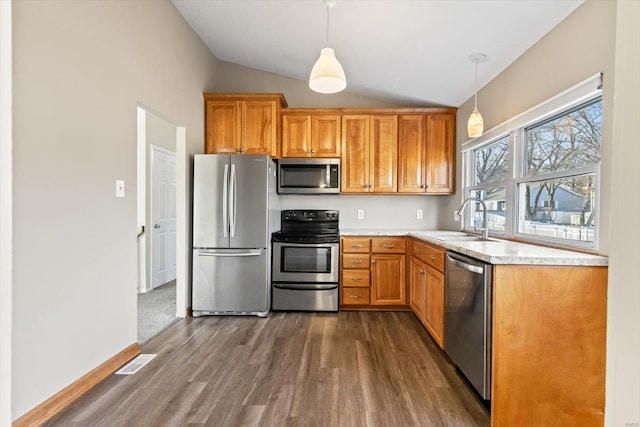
[154,224,161,229]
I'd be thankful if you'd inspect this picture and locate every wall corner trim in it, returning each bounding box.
[13,343,140,427]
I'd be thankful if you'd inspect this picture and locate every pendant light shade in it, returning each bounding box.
[309,0,346,94]
[467,108,484,138]
[467,53,487,138]
[309,47,346,94]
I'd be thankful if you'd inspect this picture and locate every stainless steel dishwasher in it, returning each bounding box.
[445,251,493,400]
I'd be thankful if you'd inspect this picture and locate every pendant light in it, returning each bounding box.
[468,53,487,138]
[309,0,346,94]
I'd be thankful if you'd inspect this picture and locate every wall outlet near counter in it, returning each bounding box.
[416,209,423,220]
[454,210,460,221]
[357,209,365,220]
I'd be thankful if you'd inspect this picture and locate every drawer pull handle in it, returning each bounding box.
[383,244,395,248]
[429,255,437,261]
[349,295,360,299]
[351,260,363,264]
[351,277,361,281]
[419,269,425,275]
[351,244,363,248]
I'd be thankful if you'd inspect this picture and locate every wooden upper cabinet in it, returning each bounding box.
[341,115,397,193]
[281,114,341,158]
[281,115,312,157]
[241,100,278,156]
[205,100,241,154]
[398,115,427,193]
[204,94,286,157]
[398,114,455,194]
[312,115,341,157]
[341,115,370,192]
[425,114,455,194]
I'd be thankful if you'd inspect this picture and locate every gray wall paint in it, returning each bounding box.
[12,0,218,418]
[214,60,401,108]
[438,0,616,256]
[279,195,449,230]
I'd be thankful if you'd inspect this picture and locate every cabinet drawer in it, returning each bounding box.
[412,240,445,272]
[342,287,370,305]
[342,237,371,253]
[371,237,406,253]
[342,254,370,269]
[341,269,370,287]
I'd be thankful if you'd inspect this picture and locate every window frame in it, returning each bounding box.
[461,74,603,251]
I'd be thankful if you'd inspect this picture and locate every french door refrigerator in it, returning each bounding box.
[192,154,278,317]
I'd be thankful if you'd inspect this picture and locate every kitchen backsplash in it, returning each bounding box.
[279,195,451,230]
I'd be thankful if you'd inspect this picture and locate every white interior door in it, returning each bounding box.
[151,145,177,288]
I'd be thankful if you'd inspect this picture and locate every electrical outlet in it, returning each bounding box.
[357,209,365,220]
[454,210,460,221]
[416,209,423,220]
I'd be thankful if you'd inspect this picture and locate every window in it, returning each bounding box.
[462,75,602,250]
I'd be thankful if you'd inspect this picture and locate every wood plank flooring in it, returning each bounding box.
[45,312,490,427]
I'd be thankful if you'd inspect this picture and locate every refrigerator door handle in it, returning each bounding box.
[197,252,261,258]
[222,163,229,238]
[229,163,237,238]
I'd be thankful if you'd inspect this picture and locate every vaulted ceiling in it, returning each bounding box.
[172,0,583,107]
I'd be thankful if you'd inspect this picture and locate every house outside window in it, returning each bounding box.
[462,75,603,250]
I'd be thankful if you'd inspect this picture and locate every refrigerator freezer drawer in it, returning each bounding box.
[192,249,269,316]
[272,283,338,312]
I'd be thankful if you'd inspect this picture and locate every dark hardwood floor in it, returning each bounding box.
[46,312,490,426]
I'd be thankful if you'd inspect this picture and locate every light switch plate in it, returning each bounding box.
[116,180,125,198]
[357,209,365,220]
[416,209,423,219]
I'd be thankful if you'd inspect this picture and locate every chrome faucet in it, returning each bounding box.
[457,197,489,240]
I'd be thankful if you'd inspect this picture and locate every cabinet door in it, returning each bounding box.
[205,100,241,154]
[341,115,370,193]
[312,115,341,158]
[425,114,455,194]
[282,115,312,157]
[424,263,444,347]
[369,115,398,193]
[398,114,427,193]
[241,100,277,156]
[409,257,427,321]
[371,254,406,305]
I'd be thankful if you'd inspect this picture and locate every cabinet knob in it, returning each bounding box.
[351,244,363,248]
[351,260,363,264]
[429,255,437,261]
[311,149,316,153]
[371,260,376,264]
[383,244,395,249]
[351,277,361,281]
[349,294,360,299]
[419,269,425,275]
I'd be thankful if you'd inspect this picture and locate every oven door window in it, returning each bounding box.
[281,246,331,273]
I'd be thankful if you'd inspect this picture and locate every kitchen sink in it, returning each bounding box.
[437,234,496,242]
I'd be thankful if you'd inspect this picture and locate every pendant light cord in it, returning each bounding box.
[326,4,330,47]
[474,61,478,110]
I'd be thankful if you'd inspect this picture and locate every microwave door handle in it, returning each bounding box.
[222,163,229,238]
[326,164,331,187]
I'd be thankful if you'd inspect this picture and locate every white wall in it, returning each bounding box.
[438,0,616,256]
[0,1,12,425]
[605,1,640,424]
[280,195,445,230]
[11,0,217,419]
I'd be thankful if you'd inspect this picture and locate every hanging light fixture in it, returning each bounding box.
[468,53,488,138]
[309,0,346,94]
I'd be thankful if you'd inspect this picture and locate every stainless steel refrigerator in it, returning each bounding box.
[192,154,279,317]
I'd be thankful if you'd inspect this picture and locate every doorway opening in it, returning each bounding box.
[136,106,181,344]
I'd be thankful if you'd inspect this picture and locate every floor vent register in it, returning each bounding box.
[115,354,157,375]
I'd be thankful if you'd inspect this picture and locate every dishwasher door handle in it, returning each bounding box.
[446,254,484,274]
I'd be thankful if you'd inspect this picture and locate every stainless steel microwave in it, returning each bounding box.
[277,158,340,194]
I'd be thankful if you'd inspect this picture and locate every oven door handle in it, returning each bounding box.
[273,284,339,291]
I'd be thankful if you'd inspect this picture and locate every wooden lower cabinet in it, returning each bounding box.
[409,239,445,348]
[340,236,407,308]
[371,254,406,305]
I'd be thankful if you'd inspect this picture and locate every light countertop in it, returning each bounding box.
[340,229,608,266]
